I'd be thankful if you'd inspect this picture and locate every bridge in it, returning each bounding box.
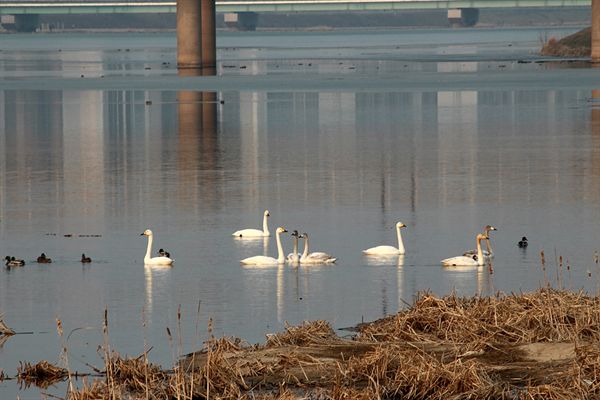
[0,0,590,14]
[0,0,597,62]
[0,0,591,32]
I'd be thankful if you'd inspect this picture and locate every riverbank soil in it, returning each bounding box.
[540,27,591,56]
[57,288,600,399]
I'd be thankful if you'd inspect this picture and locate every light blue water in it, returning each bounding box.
[1,26,600,398]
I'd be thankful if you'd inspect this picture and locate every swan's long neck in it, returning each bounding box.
[275,231,285,263]
[476,236,484,266]
[396,226,405,254]
[485,238,493,255]
[292,236,299,262]
[301,235,309,259]
[263,214,270,236]
[145,234,153,262]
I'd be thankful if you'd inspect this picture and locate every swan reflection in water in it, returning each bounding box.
[364,254,405,266]
[144,264,173,318]
[442,259,494,296]
[233,235,270,257]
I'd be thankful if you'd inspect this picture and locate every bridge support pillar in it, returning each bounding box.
[177,0,216,72]
[447,8,479,27]
[593,0,600,62]
[201,0,216,73]
[177,0,202,69]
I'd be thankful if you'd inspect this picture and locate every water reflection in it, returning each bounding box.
[177,69,220,213]
[144,264,173,319]
[4,77,600,400]
[233,236,270,257]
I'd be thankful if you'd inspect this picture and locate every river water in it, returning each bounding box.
[1,26,600,398]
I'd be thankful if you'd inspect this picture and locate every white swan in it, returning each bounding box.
[363,222,406,256]
[441,233,488,267]
[141,229,173,266]
[286,230,301,265]
[299,232,337,264]
[463,225,497,260]
[241,227,287,265]
[232,210,270,237]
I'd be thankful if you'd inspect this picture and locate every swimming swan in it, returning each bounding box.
[81,253,92,263]
[363,222,406,256]
[286,230,301,264]
[463,225,497,260]
[299,232,337,264]
[241,227,287,265]
[441,233,488,267]
[233,210,271,237]
[141,229,173,266]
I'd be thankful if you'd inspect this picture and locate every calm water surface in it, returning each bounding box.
[1,27,600,398]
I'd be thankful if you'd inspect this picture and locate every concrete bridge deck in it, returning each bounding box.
[0,0,591,15]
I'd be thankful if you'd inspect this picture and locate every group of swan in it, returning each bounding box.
[232,210,337,266]
[286,230,337,265]
[142,210,503,268]
[238,227,337,266]
[360,220,499,267]
[441,225,498,267]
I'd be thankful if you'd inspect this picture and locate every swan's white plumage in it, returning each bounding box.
[363,222,406,256]
[441,233,488,267]
[241,227,287,265]
[299,233,336,264]
[142,229,173,266]
[233,210,271,237]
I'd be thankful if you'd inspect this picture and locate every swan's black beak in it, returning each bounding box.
[140,233,145,236]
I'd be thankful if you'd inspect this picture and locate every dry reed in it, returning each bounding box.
[0,314,15,336]
[17,360,68,389]
[20,288,600,399]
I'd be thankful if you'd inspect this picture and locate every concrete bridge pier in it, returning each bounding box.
[177,0,216,72]
[1,14,39,32]
[593,0,600,62]
[224,12,258,31]
[447,8,479,27]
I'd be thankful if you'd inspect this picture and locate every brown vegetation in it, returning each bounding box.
[540,27,591,57]
[17,361,68,389]
[9,288,600,399]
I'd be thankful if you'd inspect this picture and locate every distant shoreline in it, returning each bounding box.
[0,22,590,35]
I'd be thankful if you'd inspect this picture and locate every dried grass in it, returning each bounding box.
[358,288,600,350]
[17,360,68,389]
[20,288,600,399]
[265,320,340,347]
[0,314,15,336]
